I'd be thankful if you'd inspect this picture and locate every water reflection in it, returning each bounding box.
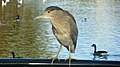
[0,0,53,58]
[93,55,108,60]
[0,0,120,61]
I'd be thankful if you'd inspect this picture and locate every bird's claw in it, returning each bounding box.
[51,57,60,64]
[65,58,76,61]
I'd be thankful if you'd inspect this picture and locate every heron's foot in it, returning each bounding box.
[51,57,60,64]
[65,57,76,61]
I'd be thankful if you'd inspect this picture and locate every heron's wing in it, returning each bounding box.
[71,26,78,50]
[64,10,76,23]
[51,10,78,52]
[64,10,78,50]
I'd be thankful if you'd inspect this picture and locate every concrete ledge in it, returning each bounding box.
[0,58,120,67]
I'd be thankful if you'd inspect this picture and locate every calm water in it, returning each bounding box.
[0,0,120,61]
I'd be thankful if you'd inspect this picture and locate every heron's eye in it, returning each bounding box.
[48,9,54,13]
[48,10,51,13]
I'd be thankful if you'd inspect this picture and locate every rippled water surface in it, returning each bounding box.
[0,0,120,61]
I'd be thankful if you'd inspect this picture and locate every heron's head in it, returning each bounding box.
[34,6,64,20]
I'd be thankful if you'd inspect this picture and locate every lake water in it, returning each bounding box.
[0,0,120,61]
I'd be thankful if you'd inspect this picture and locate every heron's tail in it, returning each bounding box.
[66,45,75,53]
[70,49,75,53]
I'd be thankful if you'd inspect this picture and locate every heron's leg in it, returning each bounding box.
[65,45,76,61]
[69,45,71,66]
[51,44,62,63]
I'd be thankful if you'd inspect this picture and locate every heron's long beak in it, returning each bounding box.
[33,15,45,20]
[33,14,50,20]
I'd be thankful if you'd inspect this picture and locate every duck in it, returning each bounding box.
[11,52,21,58]
[0,22,5,26]
[91,44,108,56]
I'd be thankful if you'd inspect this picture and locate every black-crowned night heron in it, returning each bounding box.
[34,6,78,63]
[92,44,108,56]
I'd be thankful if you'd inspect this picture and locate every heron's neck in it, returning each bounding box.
[94,46,97,53]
